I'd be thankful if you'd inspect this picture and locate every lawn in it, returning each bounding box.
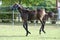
[0,23,60,40]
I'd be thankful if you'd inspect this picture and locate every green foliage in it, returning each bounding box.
[2,0,56,9]
[1,0,56,22]
[2,0,19,6]
[0,7,17,22]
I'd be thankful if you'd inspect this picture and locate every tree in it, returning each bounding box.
[1,0,56,23]
[2,0,19,6]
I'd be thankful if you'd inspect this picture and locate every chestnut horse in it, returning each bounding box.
[12,3,54,36]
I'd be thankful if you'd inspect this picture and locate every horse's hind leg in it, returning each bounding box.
[41,24,46,33]
[39,20,46,34]
[42,20,46,33]
[39,19,43,34]
[39,26,42,34]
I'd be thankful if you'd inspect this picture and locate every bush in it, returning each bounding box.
[0,7,17,23]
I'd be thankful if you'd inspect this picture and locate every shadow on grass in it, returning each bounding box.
[0,35,27,37]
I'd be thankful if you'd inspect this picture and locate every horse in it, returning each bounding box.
[12,3,54,36]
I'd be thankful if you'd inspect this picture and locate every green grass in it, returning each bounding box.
[0,23,60,40]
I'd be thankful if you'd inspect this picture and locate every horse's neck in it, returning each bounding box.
[18,7,29,14]
[18,7,23,13]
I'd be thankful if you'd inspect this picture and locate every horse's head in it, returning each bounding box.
[12,3,23,10]
[47,11,54,19]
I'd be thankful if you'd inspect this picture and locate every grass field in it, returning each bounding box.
[0,23,60,40]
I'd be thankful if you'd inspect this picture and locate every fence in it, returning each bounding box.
[0,6,59,24]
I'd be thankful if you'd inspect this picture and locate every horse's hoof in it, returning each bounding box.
[42,31,46,34]
[26,32,29,36]
[26,34,28,36]
[26,32,31,36]
[44,32,46,34]
[26,33,28,36]
[28,32,31,34]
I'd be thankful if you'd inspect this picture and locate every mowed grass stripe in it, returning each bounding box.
[0,23,60,40]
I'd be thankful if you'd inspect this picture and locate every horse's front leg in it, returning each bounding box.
[23,20,31,36]
[25,21,31,36]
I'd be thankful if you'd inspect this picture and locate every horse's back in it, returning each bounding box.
[28,10,37,20]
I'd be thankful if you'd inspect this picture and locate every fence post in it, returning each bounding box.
[12,10,14,26]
